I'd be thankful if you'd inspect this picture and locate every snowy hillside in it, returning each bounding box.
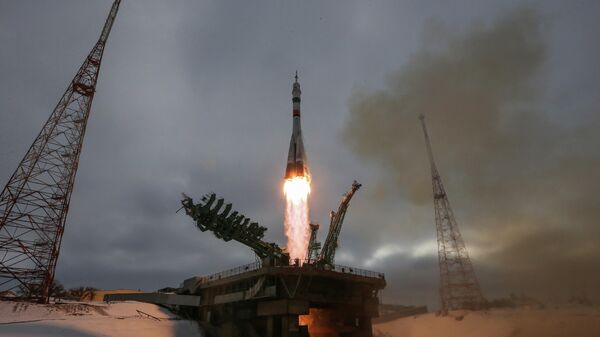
[0,300,203,337]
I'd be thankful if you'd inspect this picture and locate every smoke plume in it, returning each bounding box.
[343,8,600,301]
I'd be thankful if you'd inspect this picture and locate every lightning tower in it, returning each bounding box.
[0,0,121,302]
[419,114,485,311]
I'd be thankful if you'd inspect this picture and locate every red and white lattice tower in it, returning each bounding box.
[419,114,486,311]
[0,0,121,303]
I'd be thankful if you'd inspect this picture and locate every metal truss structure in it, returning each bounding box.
[181,193,287,262]
[419,114,486,311]
[306,223,321,263]
[319,181,362,265]
[0,0,121,302]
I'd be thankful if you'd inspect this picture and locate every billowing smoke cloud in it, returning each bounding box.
[343,8,600,302]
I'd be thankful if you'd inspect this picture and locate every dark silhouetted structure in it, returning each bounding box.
[180,182,384,337]
[318,181,361,266]
[305,223,321,263]
[419,114,485,311]
[0,0,121,303]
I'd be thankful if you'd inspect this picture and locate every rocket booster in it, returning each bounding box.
[285,72,310,180]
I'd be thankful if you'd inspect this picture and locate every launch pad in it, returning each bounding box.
[170,76,387,336]
[173,179,385,337]
[179,259,385,337]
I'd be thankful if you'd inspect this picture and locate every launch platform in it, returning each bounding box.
[179,259,386,337]
[157,179,386,337]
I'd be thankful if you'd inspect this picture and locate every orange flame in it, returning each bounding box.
[284,176,311,263]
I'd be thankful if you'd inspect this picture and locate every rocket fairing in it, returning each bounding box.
[285,72,310,180]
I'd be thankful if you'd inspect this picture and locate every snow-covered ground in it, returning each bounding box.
[373,307,600,337]
[0,300,203,337]
[3,300,600,337]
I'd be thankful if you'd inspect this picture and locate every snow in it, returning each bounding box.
[373,307,600,337]
[4,300,600,337]
[0,300,203,337]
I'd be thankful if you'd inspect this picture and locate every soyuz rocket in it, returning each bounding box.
[285,72,310,180]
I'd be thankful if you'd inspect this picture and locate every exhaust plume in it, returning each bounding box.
[284,176,311,262]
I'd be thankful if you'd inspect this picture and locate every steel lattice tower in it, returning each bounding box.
[0,0,121,302]
[419,114,485,311]
[306,223,321,263]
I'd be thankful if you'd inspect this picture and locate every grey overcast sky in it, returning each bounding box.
[1,0,599,309]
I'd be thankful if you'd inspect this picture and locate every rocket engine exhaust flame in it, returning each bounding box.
[284,176,311,263]
[282,72,312,264]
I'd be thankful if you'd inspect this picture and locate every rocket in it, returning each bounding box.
[285,72,310,179]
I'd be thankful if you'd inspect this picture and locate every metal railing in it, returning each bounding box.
[297,259,385,279]
[197,262,262,284]
[330,264,385,279]
[196,260,385,285]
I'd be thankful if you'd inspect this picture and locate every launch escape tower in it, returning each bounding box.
[0,1,121,302]
[418,114,486,311]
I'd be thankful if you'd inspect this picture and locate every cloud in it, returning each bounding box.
[1,1,599,310]
[342,7,600,302]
